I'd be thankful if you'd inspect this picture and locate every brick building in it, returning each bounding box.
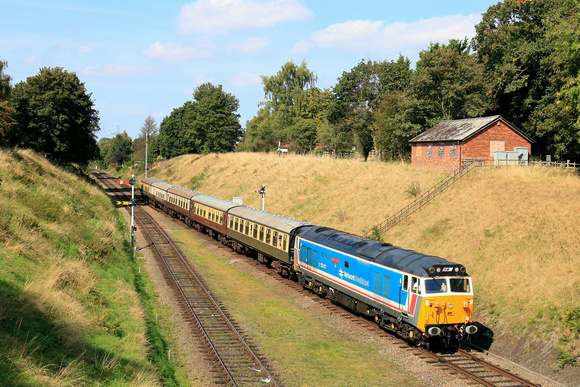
[409,115,534,172]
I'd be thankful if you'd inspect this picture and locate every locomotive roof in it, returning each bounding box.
[193,194,241,212]
[228,206,310,234]
[295,226,467,277]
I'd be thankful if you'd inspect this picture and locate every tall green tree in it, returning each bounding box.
[158,83,241,157]
[0,58,11,100]
[472,0,565,157]
[329,57,413,160]
[8,67,100,165]
[98,131,133,166]
[374,91,423,161]
[188,83,241,154]
[261,60,317,126]
[157,103,191,158]
[413,39,491,126]
[0,59,16,145]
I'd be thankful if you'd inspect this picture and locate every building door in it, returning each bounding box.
[489,141,505,161]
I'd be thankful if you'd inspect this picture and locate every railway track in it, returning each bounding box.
[93,171,278,387]
[94,170,546,387]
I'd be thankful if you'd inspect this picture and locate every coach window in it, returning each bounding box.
[245,221,249,235]
[282,235,287,251]
[253,224,258,239]
[259,226,264,241]
[265,229,271,244]
[273,231,278,247]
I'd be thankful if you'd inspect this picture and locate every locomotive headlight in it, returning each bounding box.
[436,267,441,273]
[429,267,435,274]
[448,303,453,309]
[454,267,459,272]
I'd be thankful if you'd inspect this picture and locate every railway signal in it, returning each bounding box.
[255,184,265,211]
[115,176,136,247]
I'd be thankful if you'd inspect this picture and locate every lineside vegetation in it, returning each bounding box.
[0,149,179,385]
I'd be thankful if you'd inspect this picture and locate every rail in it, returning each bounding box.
[363,163,477,238]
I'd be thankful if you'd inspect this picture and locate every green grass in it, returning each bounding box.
[0,149,169,385]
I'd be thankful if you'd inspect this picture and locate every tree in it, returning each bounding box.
[158,83,241,157]
[0,58,16,146]
[261,60,317,127]
[188,83,241,154]
[157,103,191,158]
[374,91,423,161]
[329,58,410,160]
[472,0,563,157]
[133,115,159,163]
[0,58,11,100]
[8,67,100,165]
[412,40,491,127]
[98,131,133,167]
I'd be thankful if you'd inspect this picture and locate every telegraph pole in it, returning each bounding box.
[130,175,135,247]
[145,132,148,178]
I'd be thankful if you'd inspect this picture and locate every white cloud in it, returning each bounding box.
[82,64,153,77]
[78,45,92,53]
[238,37,271,53]
[142,41,211,61]
[310,14,482,55]
[231,71,261,86]
[292,39,313,54]
[178,0,313,34]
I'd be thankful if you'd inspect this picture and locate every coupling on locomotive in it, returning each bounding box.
[140,177,477,347]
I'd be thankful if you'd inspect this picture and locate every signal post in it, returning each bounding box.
[116,175,137,247]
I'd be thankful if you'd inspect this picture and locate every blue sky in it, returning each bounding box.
[1,0,497,140]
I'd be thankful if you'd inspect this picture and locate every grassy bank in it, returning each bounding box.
[146,152,580,367]
[0,149,175,385]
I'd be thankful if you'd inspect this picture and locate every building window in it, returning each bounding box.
[426,145,433,158]
[449,144,457,158]
[438,143,445,158]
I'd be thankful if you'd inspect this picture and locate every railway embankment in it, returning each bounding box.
[0,149,179,385]
[137,151,579,385]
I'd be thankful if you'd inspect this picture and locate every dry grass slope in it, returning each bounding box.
[149,152,580,369]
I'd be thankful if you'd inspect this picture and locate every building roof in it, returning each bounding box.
[409,115,534,144]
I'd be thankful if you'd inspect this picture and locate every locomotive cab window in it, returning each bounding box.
[450,278,471,293]
[411,277,421,294]
[425,278,447,293]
